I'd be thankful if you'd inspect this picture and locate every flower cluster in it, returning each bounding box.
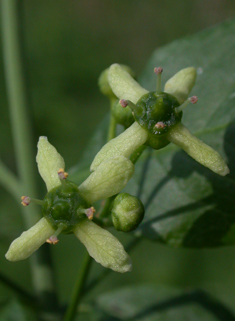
[6,64,229,273]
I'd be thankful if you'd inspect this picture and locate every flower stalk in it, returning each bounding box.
[1,0,58,309]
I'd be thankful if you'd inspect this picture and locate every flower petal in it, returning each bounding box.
[167,123,230,176]
[5,218,55,261]
[73,219,132,273]
[90,122,147,171]
[164,67,197,104]
[79,156,134,204]
[36,136,65,191]
[108,64,148,103]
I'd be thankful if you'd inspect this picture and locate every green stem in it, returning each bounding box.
[0,270,37,307]
[107,115,116,141]
[0,159,22,201]
[64,253,92,321]
[1,0,58,310]
[107,99,117,142]
[130,145,147,164]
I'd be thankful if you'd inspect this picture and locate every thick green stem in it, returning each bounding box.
[1,0,58,310]
[64,253,92,321]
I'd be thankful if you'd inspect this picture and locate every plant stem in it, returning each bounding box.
[0,159,22,201]
[1,0,58,310]
[64,253,92,321]
[130,145,147,164]
[107,114,116,141]
[0,270,37,307]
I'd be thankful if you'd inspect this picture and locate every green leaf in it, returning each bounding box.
[96,285,231,321]
[69,19,235,248]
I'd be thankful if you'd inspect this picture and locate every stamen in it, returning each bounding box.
[21,196,45,206]
[46,236,59,245]
[21,196,30,206]
[175,96,198,113]
[58,168,68,180]
[77,207,96,220]
[119,99,143,115]
[119,99,128,108]
[154,67,163,95]
[46,223,66,245]
[155,122,166,129]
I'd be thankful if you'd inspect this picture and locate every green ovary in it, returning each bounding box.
[42,181,90,233]
[135,92,182,149]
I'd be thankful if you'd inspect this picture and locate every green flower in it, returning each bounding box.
[5,137,134,273]
[91,64,229,177]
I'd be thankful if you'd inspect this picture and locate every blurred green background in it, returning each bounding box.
[1,0,235,312]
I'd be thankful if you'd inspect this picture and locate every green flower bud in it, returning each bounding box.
[111,99,134,128]
[111,193,145,232]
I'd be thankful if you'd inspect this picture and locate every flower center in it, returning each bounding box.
[42,181,90,233]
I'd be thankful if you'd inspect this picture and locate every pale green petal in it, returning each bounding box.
[36,136,65,191]
[167,123,230,176]
[5,217,55,261]
[79,156,134,204]
[164,67,197,104]
[73,219,132,273]
[91,122,147,171]
[108,64,148,103]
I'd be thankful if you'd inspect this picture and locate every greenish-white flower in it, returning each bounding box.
[5,137,133,273]
[91,64,229,177]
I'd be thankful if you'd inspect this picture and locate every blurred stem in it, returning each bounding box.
[0,159,22,201]
[107,98,117,141]
[107,115,116,141]
[0,270,37,307]
[1,0,58,310]
[64,253,92,321]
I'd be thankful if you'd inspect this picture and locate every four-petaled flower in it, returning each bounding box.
[6,137,134,273]
[91,64,229,177]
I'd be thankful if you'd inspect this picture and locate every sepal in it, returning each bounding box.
[79,156,135,204]
[36,136,65,191]
[73,219,132,273]
[164,67,197,104]
[167,123,229,176]
[90,122,147,171]
[5,218,55,261]
[108,64,148,103]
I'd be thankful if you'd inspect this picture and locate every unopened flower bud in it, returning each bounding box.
[111,193,145,232]
[111,99,134,128]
